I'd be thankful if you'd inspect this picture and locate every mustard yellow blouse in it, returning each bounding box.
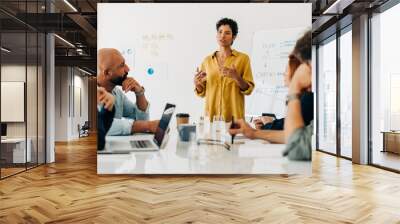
[195,49,255,121]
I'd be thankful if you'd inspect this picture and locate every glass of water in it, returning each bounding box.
[188,132,198,159]
[212,115,225,141]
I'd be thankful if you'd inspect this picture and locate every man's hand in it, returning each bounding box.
[131,120,160,134]
[122,77,148,111]
[228,119,256,139]
[147,120,160,133]
[122,77,144,93]
[194,69,207,92]
[97,87,115,111]
[289,63,312,94]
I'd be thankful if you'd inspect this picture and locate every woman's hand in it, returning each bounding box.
[253,119,264,129]
[289,63,312,94]
[194,69,207,92]
[221,65,250,91]
[221,65,240,81]
[228,119,256,139]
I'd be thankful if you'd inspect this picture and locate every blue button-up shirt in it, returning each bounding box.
[282,121,313,161]
[106,87,150,136]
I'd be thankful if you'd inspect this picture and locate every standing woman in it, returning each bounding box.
[194,18,254,122]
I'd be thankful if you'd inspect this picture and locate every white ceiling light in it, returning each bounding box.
[63,0,78,12]
[54,34,75,48]
[323,0,355,15]
[78,67,93,76]
[1,47,11,53]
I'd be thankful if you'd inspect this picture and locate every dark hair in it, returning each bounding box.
[216,18,238,37]
[292,30,312,62]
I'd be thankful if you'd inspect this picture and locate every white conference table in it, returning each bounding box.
[97,128,311,175]
[1,137,32,163]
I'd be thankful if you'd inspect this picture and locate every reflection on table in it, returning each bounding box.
[97,127,311,175]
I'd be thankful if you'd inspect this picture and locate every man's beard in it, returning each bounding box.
[110,73,128,86]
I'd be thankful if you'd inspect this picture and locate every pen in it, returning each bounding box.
[231,116,235,144]
[197,139,230,150]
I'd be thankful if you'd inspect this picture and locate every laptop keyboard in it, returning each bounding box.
[130,140,153,148]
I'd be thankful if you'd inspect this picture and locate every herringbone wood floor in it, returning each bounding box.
[0,135,399,224]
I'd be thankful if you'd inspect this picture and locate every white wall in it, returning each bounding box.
[72,73,89,138]
[54,67,89,141]
[55,66,69,141]
[74,74,89,122]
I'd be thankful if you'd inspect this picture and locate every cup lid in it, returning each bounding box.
[176,113,190,118]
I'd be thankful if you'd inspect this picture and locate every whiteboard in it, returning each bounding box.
[1,82,25,122]
[98,3,311,121]
[247,28,307,118]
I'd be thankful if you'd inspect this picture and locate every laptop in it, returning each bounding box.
[98,103,176,154]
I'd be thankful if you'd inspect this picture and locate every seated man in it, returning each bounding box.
[97,48,159,136]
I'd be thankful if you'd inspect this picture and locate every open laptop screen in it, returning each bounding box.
[154,103,176,147]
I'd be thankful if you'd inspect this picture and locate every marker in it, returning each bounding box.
[230,116,235,144]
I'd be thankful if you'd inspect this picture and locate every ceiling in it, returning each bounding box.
[0,0,392,74]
